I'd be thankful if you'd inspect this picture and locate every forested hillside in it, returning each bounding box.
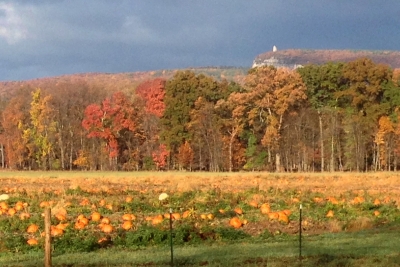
[0,58,399,172]
[253,49,400,69]
[0,67,248,97]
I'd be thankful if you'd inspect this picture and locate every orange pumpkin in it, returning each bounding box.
[91,212,102,222]
[55,213,67,221]
[102,224,113,233]
[79,217,89,226]
[234,207,243,215]
[291,197,300,203]
[125,196,133,203]
[77,214,86,221]
[19,212,31,220]
[51,226,64,237]
[260,203,271,214]
[0,201,8,210]
[267,212,279,220]
[55,223,69,231]
[313,197,324,203]
[383,196,391,203]
[15,201,24,211]
[98,199,106,207]
[249,200,259,208]
[278,212,289,224]
[122,213,136,221]
[80,198,90,206]
[229,217,242,229]
[182,210,190,218]
[27,238,38,246]
[326,210,334,218]
[74,221,86,230]
[172,213,181,220]
[27,224,39,234]
[352,196,365,204]
[373,199,381,206]
[327,197,339,205]
[282,209,292,216]
[39,201,49,208]
[151,215,164,225]
[7,208,16,216]
[101,217,111,224]
[122,220,133,230]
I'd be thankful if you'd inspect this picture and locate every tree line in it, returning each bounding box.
[1,57,400,172]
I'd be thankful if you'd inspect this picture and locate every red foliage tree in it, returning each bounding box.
[152,144,169,170]
[135,78,166,118]
[82,92,139,159]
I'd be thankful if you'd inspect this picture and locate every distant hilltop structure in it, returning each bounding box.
[252,49,400,69]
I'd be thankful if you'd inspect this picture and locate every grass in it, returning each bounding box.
[1,227,400,266]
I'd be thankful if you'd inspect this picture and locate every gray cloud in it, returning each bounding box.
[0,0,399,81]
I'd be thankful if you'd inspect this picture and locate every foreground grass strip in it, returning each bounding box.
[1,228,400,267]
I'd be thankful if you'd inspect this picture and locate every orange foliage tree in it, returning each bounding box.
[0,88,32,169]
[240,66,307,171]
[177,141,194,170]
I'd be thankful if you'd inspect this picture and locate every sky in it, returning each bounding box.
[0,0,398,81]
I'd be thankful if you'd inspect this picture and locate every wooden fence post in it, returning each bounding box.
[45,207,52,267]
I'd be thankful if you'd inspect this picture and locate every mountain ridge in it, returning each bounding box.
[253,48,400,69]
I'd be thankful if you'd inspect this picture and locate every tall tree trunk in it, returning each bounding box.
[330,135,335,172]
[0,144,4,168]
[318,111,324,172]
[228,129,237,172]
[58,131,65,170]
[275,153,282,172]
[228,140,233,172]
[302,145,307,172]
[268,146,271,164]
[199,145,202,171]
[374,143,379,171]
[70,141,73,171]
[387,140,391,171]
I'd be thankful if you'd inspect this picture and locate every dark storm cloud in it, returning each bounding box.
[0,0,398,81]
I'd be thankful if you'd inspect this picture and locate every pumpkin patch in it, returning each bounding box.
[0,172,399,255]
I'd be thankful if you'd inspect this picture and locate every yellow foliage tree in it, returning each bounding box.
[374,116,394,170]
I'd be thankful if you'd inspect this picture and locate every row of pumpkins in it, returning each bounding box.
[0,197,294,246]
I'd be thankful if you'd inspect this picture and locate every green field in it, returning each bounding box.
[1,228,400,266]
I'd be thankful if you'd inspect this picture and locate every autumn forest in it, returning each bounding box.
[1,58,400,172]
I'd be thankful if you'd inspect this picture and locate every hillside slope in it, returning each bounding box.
[0,67,248,97]
[253,49,400,69]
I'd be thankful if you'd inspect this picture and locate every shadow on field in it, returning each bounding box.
[296,228,400,267]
